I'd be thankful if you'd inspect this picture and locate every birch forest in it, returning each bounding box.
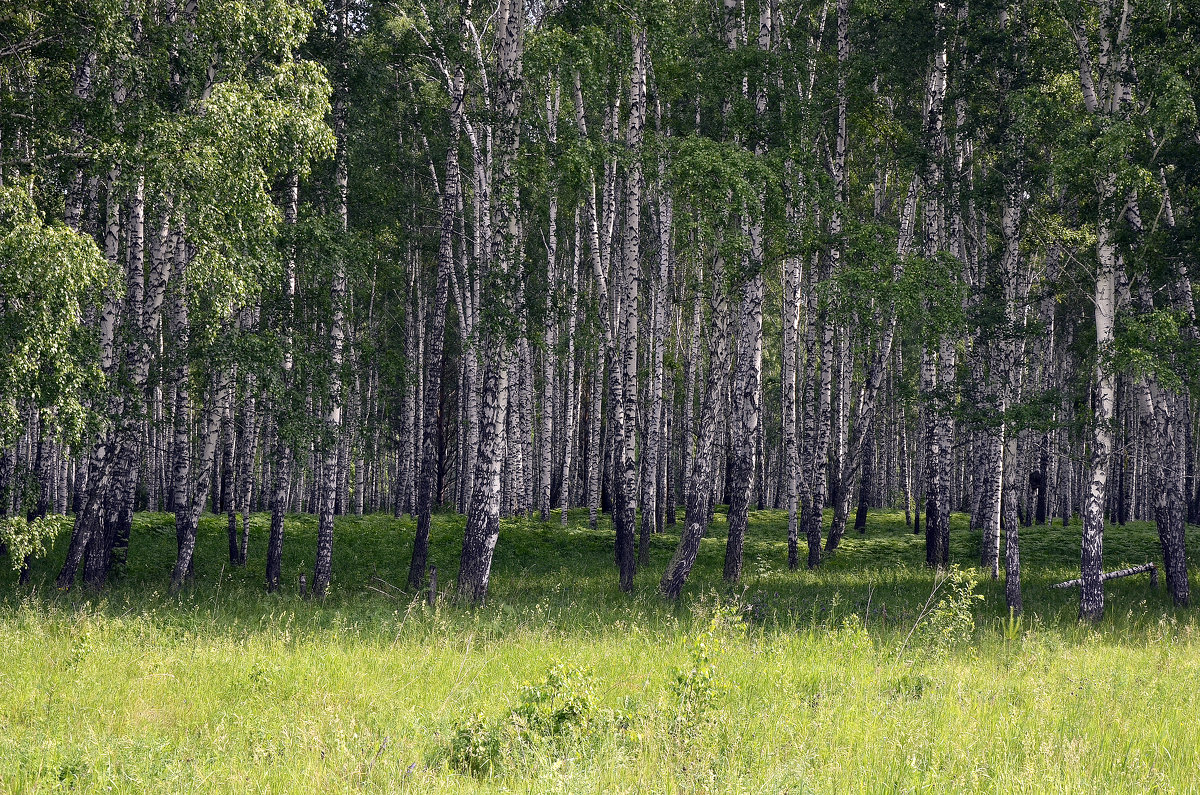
[4,0,1200,627]
[8,0,1200,790]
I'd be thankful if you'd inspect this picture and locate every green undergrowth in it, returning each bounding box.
[1,508,1198,792]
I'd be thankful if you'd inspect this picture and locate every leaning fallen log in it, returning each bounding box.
[1051,562,1158,590]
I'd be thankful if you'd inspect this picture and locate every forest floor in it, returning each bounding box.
[2,508,1199,793]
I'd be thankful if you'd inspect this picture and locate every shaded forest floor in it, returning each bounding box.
[3,508,1199,792]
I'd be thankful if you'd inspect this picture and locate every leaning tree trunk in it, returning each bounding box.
[408,65,462,590]
[170,371,231,592]
[661,252,732,600]
[56,173,129,589]
[456,0,523,604]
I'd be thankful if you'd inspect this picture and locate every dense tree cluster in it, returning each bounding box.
[2,0,1198,620]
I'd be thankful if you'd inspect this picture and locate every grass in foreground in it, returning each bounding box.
[1,508,1198,793]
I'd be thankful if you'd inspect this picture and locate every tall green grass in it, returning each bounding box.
[1,508,1197,792]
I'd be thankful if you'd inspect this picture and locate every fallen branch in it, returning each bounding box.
[1051,563,1158,590]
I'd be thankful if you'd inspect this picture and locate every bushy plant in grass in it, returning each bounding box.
[447,712,505,777]
[669,619,728,733]
[902,564,984,658]
[447,661,630,777]
[888,670,932,700]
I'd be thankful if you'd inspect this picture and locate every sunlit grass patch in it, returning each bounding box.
[1,508,1197,792]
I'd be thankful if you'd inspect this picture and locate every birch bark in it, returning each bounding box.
[639,128,671,563]
[266,174,298,592]
[1068,0,1133,621]
[409,65,463,589]
[782,209,802,568]
[613,29,647,591]
[559,216,581,525]
[661,254,732,599]
[170,372,231,592]
[313,80,350,598]
[724,0,771,582]
[456,0,523,602]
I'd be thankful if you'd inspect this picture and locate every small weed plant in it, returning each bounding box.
[901,565,984,658]
[669,593,742,732]
[888,670,932,700]
[1000,606,1023,642]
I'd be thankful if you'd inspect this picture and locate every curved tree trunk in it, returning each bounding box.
[662,253,732,600]
[409,65,463,590]
[456,0,523,603]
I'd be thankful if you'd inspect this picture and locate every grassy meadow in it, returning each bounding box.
[2,507,1199,793]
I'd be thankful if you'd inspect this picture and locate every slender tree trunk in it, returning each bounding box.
[782,236,802,568]
[518,333,535,516]
[639,153,670,564]
[170,371,231,592]
[613,29,647,591]
[313,88,351,598]
[267,174,298,592]
[1081,199,1118,622]
[409,66,462,589]
[922,344,944,569]
[587,348,603,530]
[661,255,732,599]
[997,175,1031,611]
[560,217,581,526]
[804,309,835,568]
[724,265,763,582]
[457,353,510,602]
[234,311,259,566]
[724,2,771,581]
[539,92,560,521]
[222,372,238,562]
[1068,0,1137,622]
[456,0,523,603]
[854,421,874,533]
